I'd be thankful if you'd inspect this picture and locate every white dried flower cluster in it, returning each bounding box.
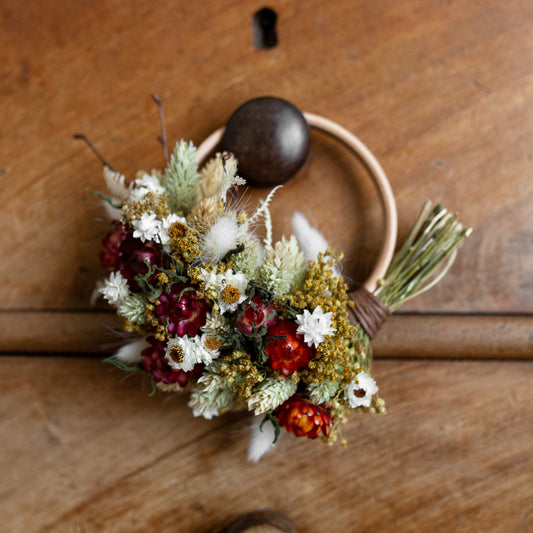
[216,269,248,313]
[99,271,129,306]
[158,213,186,245]
[129,172,165,202]
[247,377,297,415]
[259,236,306,297]
[296,306,336,347]
[344,371,379,408]
[132,212,187,245]
[199,267,219,290]
[308,380,340,404]
[200,268,249,314]
[132,212,160,242]
[165,335,220,372]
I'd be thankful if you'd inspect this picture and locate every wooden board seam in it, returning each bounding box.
[1,311,531,359]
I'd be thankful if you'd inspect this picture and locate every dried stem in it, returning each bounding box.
[152,94,169,164]
[73,134,114,170]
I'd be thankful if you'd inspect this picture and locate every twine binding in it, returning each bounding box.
[348,287,391,339]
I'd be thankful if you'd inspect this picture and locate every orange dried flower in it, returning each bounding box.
[264,320,314,377]
[275,398,332,439]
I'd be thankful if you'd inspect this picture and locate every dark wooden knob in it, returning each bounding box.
[222,510,298,533]
[222,97,310,187]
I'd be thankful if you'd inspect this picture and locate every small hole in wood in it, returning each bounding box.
[252,7,278,49]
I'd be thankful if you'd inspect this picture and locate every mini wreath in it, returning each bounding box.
[86,96,471,461]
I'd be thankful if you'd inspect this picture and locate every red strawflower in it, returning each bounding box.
[155,284,208,337]
[141,337,201,386]
[237,296,277,336]
[264,320,314,377]
[276,397,332,439]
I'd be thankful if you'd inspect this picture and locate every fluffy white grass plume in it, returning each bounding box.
[201,216,242,263]
[113,338,149,365]
[248,416,279,462]
[291,212,341,277]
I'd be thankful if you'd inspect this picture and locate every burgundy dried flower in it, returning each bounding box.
[118,238,162,290]
[100,224,128,268]
[100,224,163,291]
[155,284,208,337]
[237,296,277,336]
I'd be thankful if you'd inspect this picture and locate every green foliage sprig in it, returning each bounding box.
[103,357,141,372]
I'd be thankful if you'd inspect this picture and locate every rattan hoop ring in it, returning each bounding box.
[196,113,398,294]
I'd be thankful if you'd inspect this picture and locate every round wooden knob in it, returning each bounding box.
[222,97,310,187]
[197,112,398,294]
[222,510,298,533]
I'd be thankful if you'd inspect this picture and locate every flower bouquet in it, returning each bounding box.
[93,137,470,460]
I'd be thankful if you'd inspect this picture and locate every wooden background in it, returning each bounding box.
[0,0,531,531]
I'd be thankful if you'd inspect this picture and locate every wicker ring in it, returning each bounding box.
[196,113,398,293]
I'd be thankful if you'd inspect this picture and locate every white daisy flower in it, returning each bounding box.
[295,306,336,347]
[129,172,165,201]
[99,271,129,306]
[165,335,220,372]
[199,267,219,291]
[216,269,248,314]
[132,212,161,242]
[158,213,187,245]
[344,371,379,408]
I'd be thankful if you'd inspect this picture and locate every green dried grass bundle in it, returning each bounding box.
[375,200,472,311]
[352,201,471,384]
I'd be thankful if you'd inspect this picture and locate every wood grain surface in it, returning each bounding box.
[0,0,532,354]
[2,311,533,359]
[1,357,531,532]
[1,2,532,532]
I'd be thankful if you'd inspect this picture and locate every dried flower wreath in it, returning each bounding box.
[86,96,471,461]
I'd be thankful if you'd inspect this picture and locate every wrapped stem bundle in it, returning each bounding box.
[347,201,472,409]
[375,201,472,312]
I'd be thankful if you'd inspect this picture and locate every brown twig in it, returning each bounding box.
[73,133,114,171]
[152,94,169,164]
